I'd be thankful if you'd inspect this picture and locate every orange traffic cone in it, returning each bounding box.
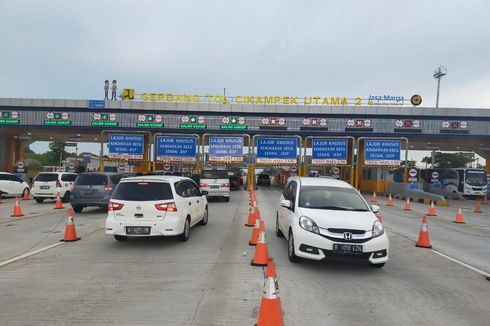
[22,190,30,200]
[251,231,269,266]
[474,201,483,213]
[61,208,80,242]
[371,192,377,203]
[454,206,465,224]
[249,218,261,246]
[376,213,382,222]
[245,207,259,227]
[386,194,394,206]
[404,197,412,211]
[265,258,277,278]
[427,201,437,216]
[54,192,64,210]
[415,215,432,248]
[256,276,283,326]
[11,197,24,217]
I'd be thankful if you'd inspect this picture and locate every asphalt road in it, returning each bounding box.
[0,188,489,325]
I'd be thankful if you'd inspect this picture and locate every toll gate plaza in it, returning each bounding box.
[0,96,489,325]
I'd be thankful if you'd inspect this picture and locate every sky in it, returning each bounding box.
[1,0,489,163]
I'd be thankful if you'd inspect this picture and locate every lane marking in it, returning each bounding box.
[0,242,64,268]
[430,249,490,278]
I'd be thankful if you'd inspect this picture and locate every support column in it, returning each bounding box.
[0,136,9,172]
[7,139,16,172]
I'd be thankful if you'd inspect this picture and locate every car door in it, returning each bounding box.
[2,174,16,194]
[285,181,297,234]
[189,180,205,220]
[10,174,25,195]
[279,182,292,231]
[175,180,194,221]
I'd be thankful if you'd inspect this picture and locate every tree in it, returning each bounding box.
[422,152,475,168]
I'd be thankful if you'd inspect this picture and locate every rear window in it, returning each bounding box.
[200,170,228,179]
[61,174,77,182]
[112,182,173,201]
[35,173,59,182]
[75,174,108,185]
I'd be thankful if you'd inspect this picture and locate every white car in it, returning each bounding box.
[276,177,389,267]
[105,176,208,241]
[199,167,230,201]
[0,172,30,197]
[31,172,78,203]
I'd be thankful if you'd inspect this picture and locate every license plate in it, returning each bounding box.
[126,226,151,235]
[210,185,219,189]
[83,189,95,194]
[333,244,363,255]
[40,186,50,190]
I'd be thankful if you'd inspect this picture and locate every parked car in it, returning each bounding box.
[105,176,208,241]
[276,177,389,268]
[0,172,30,197]
[70,172,122,212]
[199,167,230,201]
[31,172,78,203]
[257,173,271,186]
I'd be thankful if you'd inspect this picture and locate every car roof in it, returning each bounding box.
[119,175,190,183]
[290,177,354,189]
[0,172,14,175]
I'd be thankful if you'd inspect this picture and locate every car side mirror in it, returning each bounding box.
[280,199,292,210]
[201,190,208,196]
[371,204,380,214]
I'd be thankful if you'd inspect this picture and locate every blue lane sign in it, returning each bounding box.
[209,137,243,162]
[311,139,348,165]
[256,137,297,164]
[108,134,144,159]
[364,139,401,166]
[88,100,106,109]
[156,136,197,162]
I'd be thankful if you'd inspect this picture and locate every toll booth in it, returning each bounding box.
[101,132,151,173]
[303,136,355,184]
[356,137,408,193]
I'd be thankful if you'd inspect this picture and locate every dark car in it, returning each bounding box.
[229,175,241,190]
[257,173,271,186]
[70,172,122,212]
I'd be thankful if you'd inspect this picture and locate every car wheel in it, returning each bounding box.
[275,214,284,237]
[72,205,83,213]
[114,235,128,241]
[22,187,30,197]
[179,218,190,242]
[224,197,230,202]
[35,198,44,203]
[288,230,299,262]
[199,206,208,225]
[370,262,386,268]
[61,191,70,203]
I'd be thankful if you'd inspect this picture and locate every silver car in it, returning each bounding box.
[70,172,122,212]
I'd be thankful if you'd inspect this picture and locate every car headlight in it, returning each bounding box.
[299,216,319,234]
[372,220,384,238]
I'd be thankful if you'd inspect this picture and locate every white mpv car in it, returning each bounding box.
[0,172,30,197]
[105,176,208,241]
[31,172,78,203]
[276,177,389,267]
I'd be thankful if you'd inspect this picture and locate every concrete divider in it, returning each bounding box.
[381,183,449,207]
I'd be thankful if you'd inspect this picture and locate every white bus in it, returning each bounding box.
[421,168,487,198]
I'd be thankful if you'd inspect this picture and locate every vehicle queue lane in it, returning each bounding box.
[365,195,490,273]
[257,186,490,326]
[0,190,264,326]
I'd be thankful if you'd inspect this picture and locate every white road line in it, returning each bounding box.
[430,249,490,278]
[0,242,64,268]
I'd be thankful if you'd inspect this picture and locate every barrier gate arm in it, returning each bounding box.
[303,136,356,182]
[252,134,303,187]
[100,130,153,172]
[355,137,409,190]
[152,133,201,173]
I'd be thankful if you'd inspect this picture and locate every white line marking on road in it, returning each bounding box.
[0,242,64,268]
[430,249,490,278]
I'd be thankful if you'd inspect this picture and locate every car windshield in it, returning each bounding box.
[112,182,173,201]
[200,170,228,179]
[298,186,370,211]
[465,170,487,186]
[75,174,108,185]
[34,173,58,182]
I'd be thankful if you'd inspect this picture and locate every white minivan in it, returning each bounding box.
[31,172,78,203]
[105,176,208,241]
[199,167,230,201]
[0,172,30,197]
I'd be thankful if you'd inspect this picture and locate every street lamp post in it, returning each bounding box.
[433,65,447,108]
